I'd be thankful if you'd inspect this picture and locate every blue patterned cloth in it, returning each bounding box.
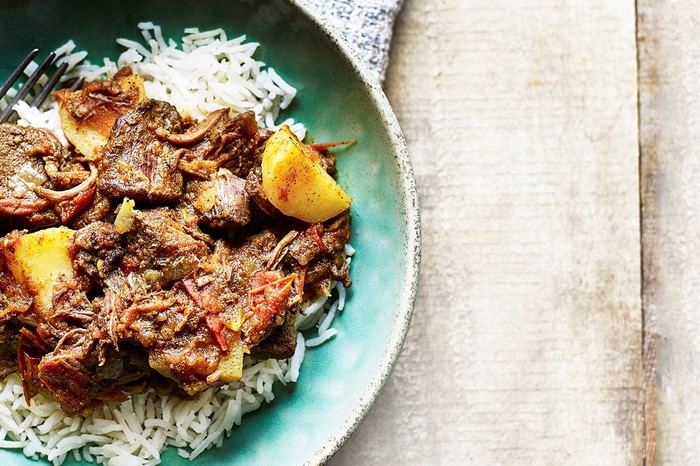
[305,0,404,83]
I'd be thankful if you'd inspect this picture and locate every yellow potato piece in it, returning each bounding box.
[3,227,75,317]
[262,126,351,223]
[55,72,145,159]
[213,339,245,383]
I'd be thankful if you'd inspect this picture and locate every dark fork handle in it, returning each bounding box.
[0,49,38,100]
[30,61,69,108]
[0,51,57,123]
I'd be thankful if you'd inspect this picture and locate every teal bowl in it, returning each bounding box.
[0,0,420,464]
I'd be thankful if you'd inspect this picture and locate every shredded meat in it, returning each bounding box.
[0,124,60,231]
[0,123,99,235]
[0,94,352,416]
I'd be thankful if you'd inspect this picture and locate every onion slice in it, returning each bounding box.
[34,161,98,203]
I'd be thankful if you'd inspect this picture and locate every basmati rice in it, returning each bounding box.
[0,24,352,465]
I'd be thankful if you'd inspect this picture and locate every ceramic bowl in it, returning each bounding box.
[0,0,420,464]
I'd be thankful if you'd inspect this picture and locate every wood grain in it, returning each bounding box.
[637,1,700,464]
[637,2,658,463]
[330,1,644,464]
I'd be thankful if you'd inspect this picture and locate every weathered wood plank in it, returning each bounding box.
[331,1,643,464]
[637,2,658,464]
[638,1,700,464]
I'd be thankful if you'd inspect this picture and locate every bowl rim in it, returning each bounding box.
[288,0,422,464]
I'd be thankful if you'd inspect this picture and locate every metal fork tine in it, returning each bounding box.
[0,52,57,123]
[30,60,69,108]
[0,49,39,100]
[70,76,84,91]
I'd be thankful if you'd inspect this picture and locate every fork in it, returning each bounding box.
[0,49,83,124]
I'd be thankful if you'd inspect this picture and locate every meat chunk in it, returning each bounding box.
[250,313,297,360]
[286,212,352,297]
[117,285,226,395]
[0,123,96,232]
[98,99,185,203]
[221,231,300,348]
[245,166,280,217]
[163,109,263,178]
[0,124,62,231]
[0,240,33,322]
[185,168,251,231]
[35,331,151,416]
[122,208,211,287]
[73,221,125,286]
[0,324,20,378]
[13,282,153,416]
[214,110,263,177]
[0,124,57,199]
[68,190,113,229]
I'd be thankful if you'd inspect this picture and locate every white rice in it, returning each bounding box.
[0,24,351,465]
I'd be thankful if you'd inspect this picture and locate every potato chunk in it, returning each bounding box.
[3,227,75,316]
[207,338,245,384]
[55,69,145,159]
[261,126,351,223]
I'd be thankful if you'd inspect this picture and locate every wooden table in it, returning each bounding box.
[329,1,696,464]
